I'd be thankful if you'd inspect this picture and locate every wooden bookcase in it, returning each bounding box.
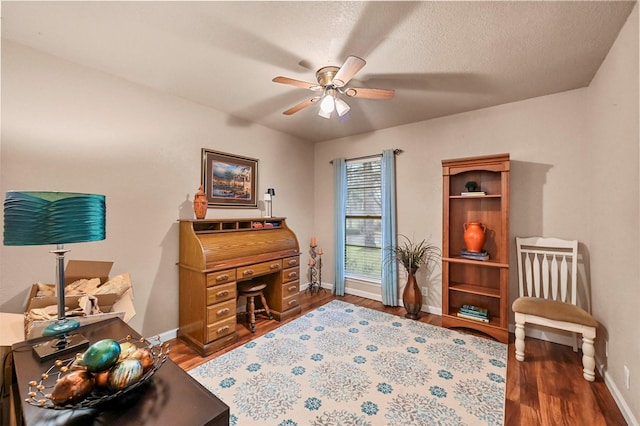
[441,153,510,343]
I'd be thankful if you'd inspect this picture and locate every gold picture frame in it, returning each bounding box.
[201,149,258,208]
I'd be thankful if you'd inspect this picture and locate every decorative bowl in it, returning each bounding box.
[26,335,170,410]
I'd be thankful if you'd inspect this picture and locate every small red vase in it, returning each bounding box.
[463,222,486,252]
[193,185,208,219]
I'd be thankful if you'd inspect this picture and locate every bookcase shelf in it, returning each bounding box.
[442,153,510,343]
[448,283,501,298]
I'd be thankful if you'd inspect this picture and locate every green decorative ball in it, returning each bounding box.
[82,339,121,373]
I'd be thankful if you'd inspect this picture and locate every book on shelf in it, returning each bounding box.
[461,304,489,316]
[461,191,486,196]
[458,311,488,321]
[460,249,489,261]
[459,310,488,320]
[456,312,490,322]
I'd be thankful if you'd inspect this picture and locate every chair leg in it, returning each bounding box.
[259,293,273,320]
[582,328,596,382]
[247,296,256,333]
[514,313,526,362]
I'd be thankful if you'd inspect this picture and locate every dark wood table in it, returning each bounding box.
[11,317,229,425]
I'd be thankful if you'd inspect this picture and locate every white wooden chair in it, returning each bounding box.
[512,237,598,381]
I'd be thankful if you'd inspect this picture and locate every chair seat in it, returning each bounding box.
[512,297,598,327]
[238,283,267,294]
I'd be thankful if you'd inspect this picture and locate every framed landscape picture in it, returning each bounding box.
[201,149,258,208]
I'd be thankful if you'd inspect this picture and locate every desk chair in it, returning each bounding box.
[512,237,598,381]
[237,282,273,333]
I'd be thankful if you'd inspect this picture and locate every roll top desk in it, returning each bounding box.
[178,218,301,356]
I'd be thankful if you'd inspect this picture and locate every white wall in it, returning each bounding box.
[314,5,638,422]
[315,89,592,310]
[587,4,639,422]
[0,41,315,337]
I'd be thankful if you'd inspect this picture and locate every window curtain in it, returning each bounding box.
[333,158,346,296]
[381,149,398,306]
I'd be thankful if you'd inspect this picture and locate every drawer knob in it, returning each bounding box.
[288,285,297,292]
[288,272,298,278]
[288,259,297,266]
[243,269,254,276]
[217,325,230,334]
[216,290,229,298]
[270,263,280,269]
[216,274,229,281]
[288,299,297,306]
[217,308,230,317]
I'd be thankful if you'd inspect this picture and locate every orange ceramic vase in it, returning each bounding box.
[193,185,208,219]
[463,222,486,252]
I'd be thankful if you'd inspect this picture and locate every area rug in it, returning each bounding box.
[188,300,507,426]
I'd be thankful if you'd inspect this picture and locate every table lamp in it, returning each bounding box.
[3,191,106,361]
[266,188,276,217]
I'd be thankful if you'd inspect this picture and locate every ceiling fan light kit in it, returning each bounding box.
[273,55,394,120]
[320,89,336,113]
[318,108,332,119]
[317,88,351,119]
[335,98,350,117]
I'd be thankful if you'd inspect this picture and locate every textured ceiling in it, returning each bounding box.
[2,1,636,143]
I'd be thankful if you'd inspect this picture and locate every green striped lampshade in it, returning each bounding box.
[3,191,106,246]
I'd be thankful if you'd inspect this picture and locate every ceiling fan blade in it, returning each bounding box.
[344,87,395,100]
[332,56,366,87]
[273,76,322,91]
[283,98,320,115]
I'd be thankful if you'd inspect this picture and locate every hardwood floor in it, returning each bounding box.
[168,291,627,426]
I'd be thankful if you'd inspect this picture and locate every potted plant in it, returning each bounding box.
[388,235,441,319]
[465,181,478,192]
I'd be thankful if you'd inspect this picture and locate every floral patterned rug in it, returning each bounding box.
[188,300,507,426]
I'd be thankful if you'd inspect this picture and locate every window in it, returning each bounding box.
[345,158,382,282]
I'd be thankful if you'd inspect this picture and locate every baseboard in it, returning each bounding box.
[344,287,382,302]
[423,304,443,316]
[302,281,334,294]
[157,328,177,343]
[596,356,639,426]
[507,322,577,347]
[343,287,441,315]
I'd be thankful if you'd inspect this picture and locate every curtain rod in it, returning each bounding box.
[329,149,403,164]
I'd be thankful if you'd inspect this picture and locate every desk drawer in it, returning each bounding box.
[282,293,300,311]
[206,316,236,342]
[206,281,236,305]
[206,299,236,324]
[283,256,299,268]
[282,267,300,283]
[206,269,236,287]
[237,260,282,280]
[282,280,300,297]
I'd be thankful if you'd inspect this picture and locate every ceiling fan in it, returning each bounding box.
[272,55,395,119]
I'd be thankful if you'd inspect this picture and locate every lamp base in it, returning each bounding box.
[32,333,90,362]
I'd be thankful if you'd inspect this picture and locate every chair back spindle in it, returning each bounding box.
[516,237,580,308]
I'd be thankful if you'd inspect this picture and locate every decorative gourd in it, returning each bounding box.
[108,359,143,391]
[83,339,121,373]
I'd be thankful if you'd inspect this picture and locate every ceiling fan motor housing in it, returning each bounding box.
[316,66,340,87]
